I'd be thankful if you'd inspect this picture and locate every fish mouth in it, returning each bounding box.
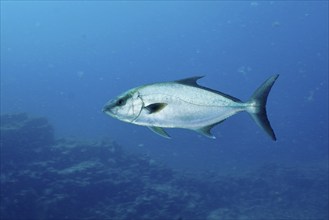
[102,106,112,114]
[102,107,109,113]
[102,101,115,114]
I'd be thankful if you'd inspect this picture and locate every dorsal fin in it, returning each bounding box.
[175,76,204,87]
[176,76,242,103]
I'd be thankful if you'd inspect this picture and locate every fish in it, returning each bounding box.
[103,74,279,140]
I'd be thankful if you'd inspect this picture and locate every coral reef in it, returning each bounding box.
[0,113,328,220]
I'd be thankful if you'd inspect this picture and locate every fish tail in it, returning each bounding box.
[246,74,279,141]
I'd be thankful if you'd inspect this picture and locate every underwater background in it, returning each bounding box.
[1,1,328,219]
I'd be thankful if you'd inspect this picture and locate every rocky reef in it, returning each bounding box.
[0,113,328,220]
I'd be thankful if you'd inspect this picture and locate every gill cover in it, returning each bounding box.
[103,89,143,123]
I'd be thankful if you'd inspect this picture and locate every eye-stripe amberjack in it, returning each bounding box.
[103,75,279,140]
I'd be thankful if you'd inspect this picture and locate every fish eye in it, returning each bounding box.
[116,98,126,106]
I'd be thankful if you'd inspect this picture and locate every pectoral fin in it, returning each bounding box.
[145,103,167,114]
[148,126,171,139]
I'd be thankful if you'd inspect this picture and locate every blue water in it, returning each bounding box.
[1,2,328,219]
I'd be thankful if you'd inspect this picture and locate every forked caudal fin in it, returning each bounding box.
[246,74,279,141]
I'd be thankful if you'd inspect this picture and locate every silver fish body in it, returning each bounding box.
[103,75,279,140]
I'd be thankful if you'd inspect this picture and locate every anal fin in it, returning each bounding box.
[194,120,226,139]
[195,126,216,139]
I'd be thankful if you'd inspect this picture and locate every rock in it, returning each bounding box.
[1,113,54,168]
[0,113,328,220]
